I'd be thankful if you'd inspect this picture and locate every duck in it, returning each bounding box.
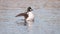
[16,7,34,26]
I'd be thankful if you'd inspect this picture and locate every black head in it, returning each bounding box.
[27,7,33,12]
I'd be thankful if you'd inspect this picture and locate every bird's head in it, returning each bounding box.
[27,7,33,12]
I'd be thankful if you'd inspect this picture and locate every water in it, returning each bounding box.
[0,8,60,34]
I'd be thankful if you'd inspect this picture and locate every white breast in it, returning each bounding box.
[26,12,34,26]
[26,12,34,21]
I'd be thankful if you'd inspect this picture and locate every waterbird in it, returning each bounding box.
[16,7,34,26]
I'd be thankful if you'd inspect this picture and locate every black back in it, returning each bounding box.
[16,13,28,19]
